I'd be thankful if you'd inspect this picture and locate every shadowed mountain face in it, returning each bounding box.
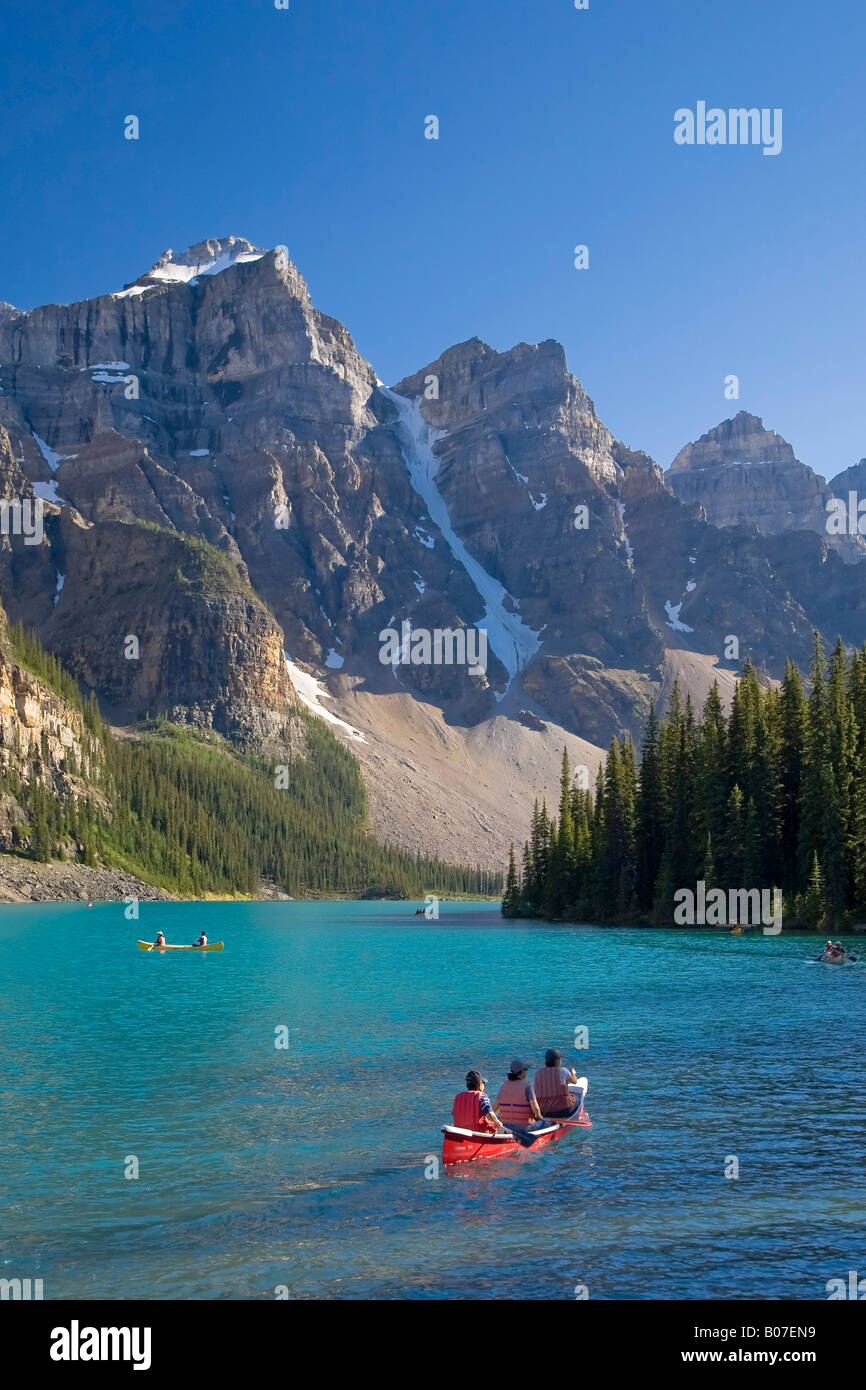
[1,236,865,857]
[830,458,866,499]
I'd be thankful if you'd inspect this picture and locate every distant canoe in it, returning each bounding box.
[137,940,224,952]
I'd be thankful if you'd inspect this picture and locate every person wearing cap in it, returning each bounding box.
[533,1047,587,1119]
[494,1059,545,1134]
[451,1070,506,1134]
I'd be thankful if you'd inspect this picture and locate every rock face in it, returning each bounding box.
[667,411,860,556]
[2,236,866,863]
[0,600,101,850]
[41,516,298,743]
[829,458,866,498]
[390,338,662,732]
[0,854,173,902]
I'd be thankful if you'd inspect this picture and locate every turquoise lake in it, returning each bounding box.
[1,900,864,1300]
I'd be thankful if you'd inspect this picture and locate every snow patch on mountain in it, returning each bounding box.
[382,388,542,687]
[147,249,264,286]
[32,480,65,505]
[113,238,265,297]
[285,656,365,741]
[32,433,76,471]
[504,452,529,485]
[615,499,634,564]
[664,599,694,633]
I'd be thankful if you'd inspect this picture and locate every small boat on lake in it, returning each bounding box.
[137,940,224,952]
[817,941,852,965]
[442,1082,591,1166]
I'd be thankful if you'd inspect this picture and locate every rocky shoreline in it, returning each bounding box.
[0,855,174,903]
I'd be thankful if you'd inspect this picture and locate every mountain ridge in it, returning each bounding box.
[1,234,863,867]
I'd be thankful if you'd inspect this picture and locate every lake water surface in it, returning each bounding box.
[1,900,863,1300]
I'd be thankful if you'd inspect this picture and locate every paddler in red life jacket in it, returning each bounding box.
[494,1058,545,1135]
[533,1048,587,1119]
[452,1070,506,1134]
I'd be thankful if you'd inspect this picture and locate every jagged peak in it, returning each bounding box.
[669,411,799,473]
[114,235,283,298]
[392,335,570,399]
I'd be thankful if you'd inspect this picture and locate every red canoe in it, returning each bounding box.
[442,1107,592,1166]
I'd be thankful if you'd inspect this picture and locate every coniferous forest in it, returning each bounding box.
[502,635,866,930]
[2,624,500,900]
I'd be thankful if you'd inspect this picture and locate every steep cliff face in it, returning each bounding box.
[41,516,299,743]
[667,412,861,557]
[389,338,662,731]
[0,603,102,849]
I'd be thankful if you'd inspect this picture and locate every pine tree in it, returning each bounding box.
[502,843,520,916]
[778,661,807,890]
[636,704,663,911]
[802,851,828,932]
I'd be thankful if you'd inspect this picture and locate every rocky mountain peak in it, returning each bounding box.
[669,411,800,473]
[829,458,866,496]
[119,235,269,293]
[392,335,599,445]
[667,410,856,549]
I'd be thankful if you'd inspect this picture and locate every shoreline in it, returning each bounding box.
[0,855,501,906]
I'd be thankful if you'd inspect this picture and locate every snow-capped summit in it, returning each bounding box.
[115,236,267,297]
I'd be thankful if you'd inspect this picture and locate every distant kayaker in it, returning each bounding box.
[494,1058,545,1134]
[533,1048,587,1119]
[155,931,166,948]
[193,932,208,947]
[452,1070,506,1134]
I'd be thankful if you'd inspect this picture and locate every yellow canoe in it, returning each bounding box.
[137,940,224,952]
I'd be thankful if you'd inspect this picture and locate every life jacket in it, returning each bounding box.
[496,1078,534,1126]
[452,1090,496,1132]
[533,1066,572,1114]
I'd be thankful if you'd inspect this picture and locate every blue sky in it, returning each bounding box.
[1,0,863,478]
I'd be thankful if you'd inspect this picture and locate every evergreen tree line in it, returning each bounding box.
[502,635,866,930]
[2,629,501,899]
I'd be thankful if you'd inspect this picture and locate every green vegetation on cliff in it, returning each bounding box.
[2,627,499,898]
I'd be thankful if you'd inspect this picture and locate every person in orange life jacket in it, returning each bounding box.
[533,1047,586,1119]
[494,1058,546,1135]
[452,1070,507,1133]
